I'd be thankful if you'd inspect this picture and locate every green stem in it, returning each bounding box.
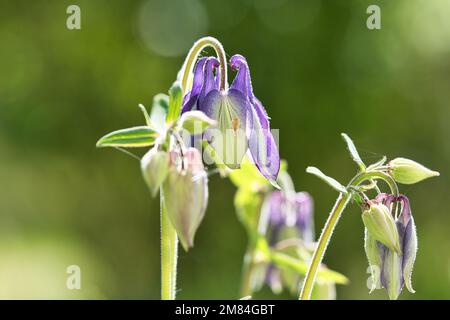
[180,36,227,93]
[240,248,256,297]
[160,189,178,300]
[299,171,398,300]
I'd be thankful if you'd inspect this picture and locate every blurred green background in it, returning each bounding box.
[0,0,448,299]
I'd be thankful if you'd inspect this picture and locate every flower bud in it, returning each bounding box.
[364,194,418,300]
[162,148,208,251]
[141,146,169,196]
[362,203,401,254]
[389,157,439,185]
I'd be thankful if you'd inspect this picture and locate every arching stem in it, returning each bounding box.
[180,37,228,93]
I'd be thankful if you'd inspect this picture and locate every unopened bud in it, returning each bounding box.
[362,203,401,254]
[162,148,208,251]
[141,146,169,196]
[389,157,439,185]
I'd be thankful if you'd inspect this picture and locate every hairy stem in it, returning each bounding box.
[180,36,227,93]
[299,192,351,300]
[160,189,178,300]
[299,171,398,300]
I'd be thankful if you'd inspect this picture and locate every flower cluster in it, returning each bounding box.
[97,38,282,254]
[96,37,439,301]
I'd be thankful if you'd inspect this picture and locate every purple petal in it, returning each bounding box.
[396,195,416,293]
[199,57,220,105]
[230,55,264,109]
[200,89,249,169]
[295,192,314,242]
[230,55,251,97]
[401,217,417,293]
[230,55,280,181]
[396,195,412,226]
[265,264,283,294]
[380,235,403,300]
[181,57,207,113]
[248,104,280,182]
[375,193,396,208]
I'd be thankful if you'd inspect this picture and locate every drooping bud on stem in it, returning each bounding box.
[141,146,169,197]
[162,147,208,251]
[362,202,401,254]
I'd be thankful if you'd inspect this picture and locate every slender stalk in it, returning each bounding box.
[160,189,178,300]
[180,36,228,93]
[299,171,398,300]
[299,192,351,300]
[240,248,256,297]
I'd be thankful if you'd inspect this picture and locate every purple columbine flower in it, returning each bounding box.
[181,55,280,183]
[260,190,315,293]
[262,191,314,245]
[365,193,418,300]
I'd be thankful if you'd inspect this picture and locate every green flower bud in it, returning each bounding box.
[141,146,169,197]
[389,157,439,185]
[162,148,208,251]
[362,203,401,254]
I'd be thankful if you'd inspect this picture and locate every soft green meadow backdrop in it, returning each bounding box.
[0,0,449,299]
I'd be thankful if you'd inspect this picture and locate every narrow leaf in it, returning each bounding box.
[166,81,183,124]
[150,93,169,132]
[367,156,387,171]
[306,166,347,194]
[341,133,365,170]
[138,104,152,127]
[96,126,158,148]
[271,252,349,285]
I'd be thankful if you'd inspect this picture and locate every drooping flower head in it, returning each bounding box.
[364,193,417,300]
[161,147,209,251]
[258,190,339,298]
[262,191,314,245]
[181,55,280,184]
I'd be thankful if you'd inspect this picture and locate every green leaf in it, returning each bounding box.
[234,188,263,236]
[96,126,158,148]
[150,94,169,132]
[341,133,365,171]
[179,110,216,134]
[138,104,152,127]
[166,81,183,124]
[270,252,349,285]
[230,157,270,192]
[306,166,347,194]
[367,156,387,171]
